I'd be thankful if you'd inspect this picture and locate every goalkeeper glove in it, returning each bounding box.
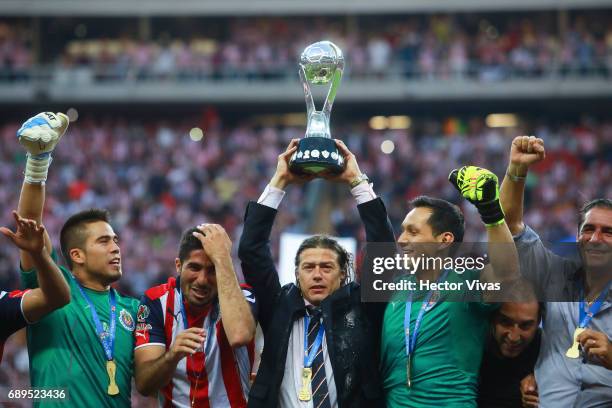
[449,166,505,227]
[17,112,69,184]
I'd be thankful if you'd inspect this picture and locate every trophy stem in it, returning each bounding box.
[323,67,343,116]
[305,111,331,139]
[299,68,316,119]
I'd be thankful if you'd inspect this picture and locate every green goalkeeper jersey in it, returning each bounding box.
[380,269,498,408]
[21,251,138,407]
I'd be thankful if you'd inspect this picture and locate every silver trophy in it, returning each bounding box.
[289,41,345,175]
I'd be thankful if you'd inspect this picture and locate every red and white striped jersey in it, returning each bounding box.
[135,277,257,408]
[0,289,29,363]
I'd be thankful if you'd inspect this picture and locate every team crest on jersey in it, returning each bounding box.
[119,309,135,331]
[137,305,149,322]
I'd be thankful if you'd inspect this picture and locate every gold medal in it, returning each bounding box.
[565,327,585,359]
[298,367,312,401]
[406,354,412,388]
[106,360,120,395]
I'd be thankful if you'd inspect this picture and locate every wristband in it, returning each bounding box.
[24,153,51,184]
[506,171,526,182]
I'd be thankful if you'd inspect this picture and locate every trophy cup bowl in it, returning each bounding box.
[289,41,345,175]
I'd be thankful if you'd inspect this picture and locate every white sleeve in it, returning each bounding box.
[257,184,286,209]
[351,182,377,205]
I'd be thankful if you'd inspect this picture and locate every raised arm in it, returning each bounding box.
[0,211,70,322]
[16,112,69,271]
[449,166,518,285]
[238,139,313,331]
[499,136,545,235]
[325,139,395,243]
[193,224,255,347]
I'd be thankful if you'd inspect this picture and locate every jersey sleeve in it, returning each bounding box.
[0,290,29,339]
[20,249,69,290]
[134,294,167,350]
[240,283,258,321]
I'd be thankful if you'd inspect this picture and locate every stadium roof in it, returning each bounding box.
[1,0,609,16]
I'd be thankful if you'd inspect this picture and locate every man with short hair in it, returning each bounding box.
[478,300,541,408]
[381,165,519,407]
[16,112,139,407]
[238,139,395,408]
[133,223,257,407]
[500,135,612,406]
[0,212,70,363]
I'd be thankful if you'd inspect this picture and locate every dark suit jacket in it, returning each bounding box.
[238,197,395,408]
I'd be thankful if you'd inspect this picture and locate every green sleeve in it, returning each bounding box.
[20,249,70,289]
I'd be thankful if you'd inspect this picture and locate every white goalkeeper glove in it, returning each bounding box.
[17,112,69,184]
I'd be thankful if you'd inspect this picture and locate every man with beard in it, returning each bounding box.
[133,224,256,407]
[500,135,612,407]
[478,296,542,408]
[16,112,139,407]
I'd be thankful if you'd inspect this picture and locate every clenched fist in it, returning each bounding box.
[17,112,69,157]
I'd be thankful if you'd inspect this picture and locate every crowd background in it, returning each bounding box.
[1,10,612,83]
[1,5,611,407]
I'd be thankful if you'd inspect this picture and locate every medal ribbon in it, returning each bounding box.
[76,283,116,361]
[303,315,325,368]
[579,281,611,329]
[404,270,449,358]
[179,289,218,356]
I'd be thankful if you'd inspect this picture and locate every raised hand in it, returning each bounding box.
[321,139,364,186]
[192,224,232,265]
[17,112,69,158]
[449,166,504,226]
[509,135,545,176]
[270,139,316,189]
[0,211,46,255]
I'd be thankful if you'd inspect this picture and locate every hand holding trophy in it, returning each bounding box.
[289,41,345,175]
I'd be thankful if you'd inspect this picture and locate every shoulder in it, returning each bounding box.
[144,276,177,301]
[240,283,256,303]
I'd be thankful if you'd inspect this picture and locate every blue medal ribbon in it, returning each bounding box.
[579,281,611,328]
[303,315,325,368]
[178,288,217,356]
[404,270,449,358]
[75,283,116,362]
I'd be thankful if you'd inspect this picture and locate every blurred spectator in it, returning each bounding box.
[4,11,611,83]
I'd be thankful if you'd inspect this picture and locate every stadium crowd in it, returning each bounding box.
[0,114,609,293]
[1,11,612,82]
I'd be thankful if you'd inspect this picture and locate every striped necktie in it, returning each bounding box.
[306,307,331,408]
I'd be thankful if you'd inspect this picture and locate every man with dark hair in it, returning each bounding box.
[15,112,139,407]
[478,283,542,408]
[408,196,465,242]
[381,165,519,407]
[133,223,256,407]
[500,135,612,407]
[238,139,395,407]
[0,212,70,363]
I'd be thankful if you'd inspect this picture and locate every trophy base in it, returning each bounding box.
[289,137,344,175]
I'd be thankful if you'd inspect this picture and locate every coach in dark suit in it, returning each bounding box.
[238,139,395,408]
